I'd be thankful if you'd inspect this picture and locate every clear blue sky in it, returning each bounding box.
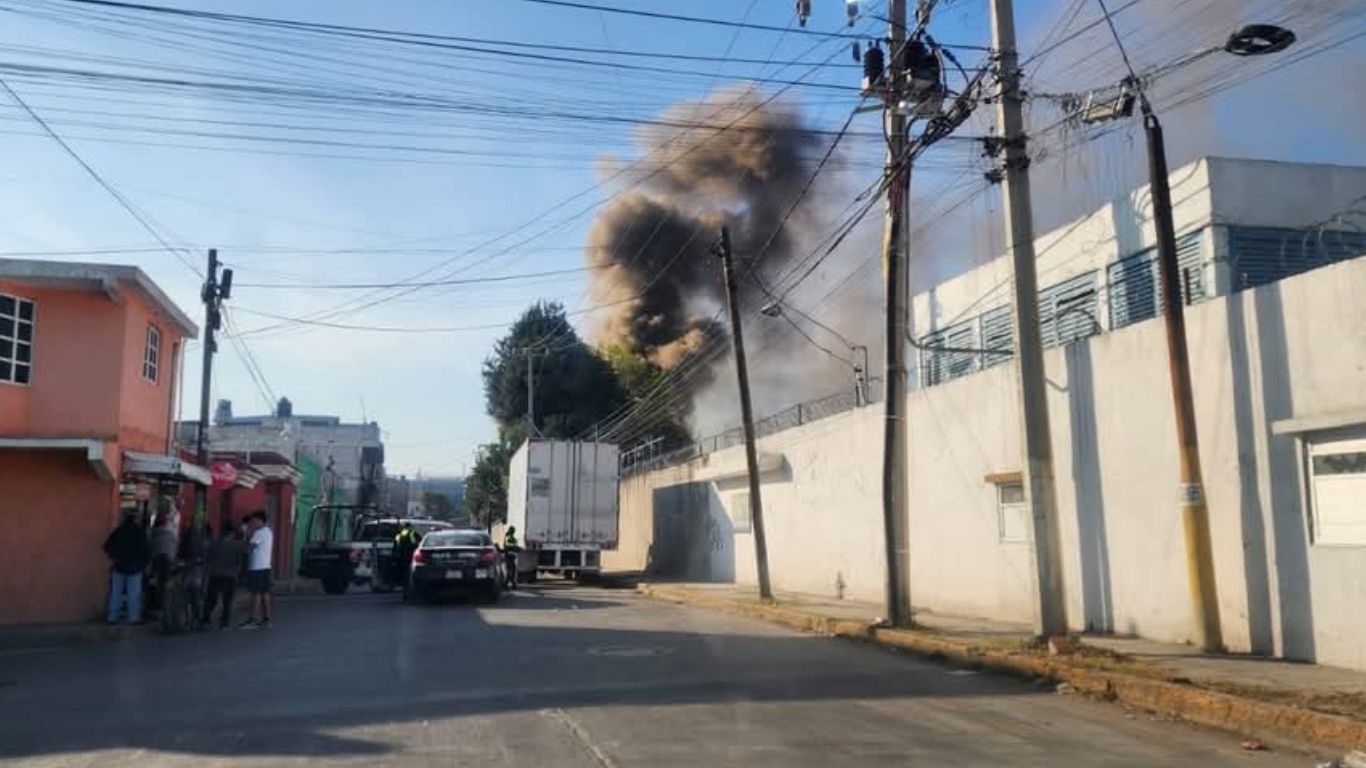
[0,0,1360,476]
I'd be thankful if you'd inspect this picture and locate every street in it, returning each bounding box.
[0,584,1306,767]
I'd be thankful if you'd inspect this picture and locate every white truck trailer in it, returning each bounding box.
[505,440,619,579]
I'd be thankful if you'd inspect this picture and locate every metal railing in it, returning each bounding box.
[620,381,881,477]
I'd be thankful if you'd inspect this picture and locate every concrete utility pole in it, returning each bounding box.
[878,0,914,628]
[715,226,773,601]
[989,0,1068,638]
[195,248,231,524]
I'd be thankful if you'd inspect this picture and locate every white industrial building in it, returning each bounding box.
[606,157,1366,671]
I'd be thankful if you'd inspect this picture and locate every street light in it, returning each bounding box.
[1080,22,1294,653]
[1079,24,1295,126]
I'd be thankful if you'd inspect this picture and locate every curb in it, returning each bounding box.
[640,584,1366,754]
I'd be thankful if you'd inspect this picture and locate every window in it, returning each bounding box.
[1038,271,1099,348]
[1307,431,1366,546]
[423,531,490,548]
[142,324,161,383]
[979,306,1013,368]
[996,480,1030,543]
[1108,232,1206,330]
[0,292,35,385]
[920,319,978,386]
[729,491,752,533]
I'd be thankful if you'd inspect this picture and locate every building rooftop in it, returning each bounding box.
[0,258,198,337]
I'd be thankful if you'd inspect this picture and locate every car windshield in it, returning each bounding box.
[422,532,489,548]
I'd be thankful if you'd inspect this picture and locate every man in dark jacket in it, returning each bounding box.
[104,512,150,624]
[202,521,245,629]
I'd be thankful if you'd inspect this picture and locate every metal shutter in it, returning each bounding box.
[1176,232,1206,303]
[1038,270,1099,348]
[920,319,978,386]
[1107,252,1157,329]
[1107,232,1205,330]
[980,306,1013,367]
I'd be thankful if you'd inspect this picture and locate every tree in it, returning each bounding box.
[421,490,454,520]
[601,344,691,449]
[481,301,628,439]
[464,439,515,527]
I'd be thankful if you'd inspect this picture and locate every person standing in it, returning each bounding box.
[148,514,179,616]
[241,512,274,629]
[502,525,521,590]
[103,512,150,624]
[392,522,420,599]
[180,523,210,630]
[202,521,244,629]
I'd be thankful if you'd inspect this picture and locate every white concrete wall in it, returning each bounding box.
[1206,157,1366,229]
[613,256,1366,670]
[606,405,886,603]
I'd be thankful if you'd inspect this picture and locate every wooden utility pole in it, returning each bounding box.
[878,0,914,627]
[1143,105,1223,651]
[195,249,230,525]
[524,348,541,437]
[989,0,1068,637]
[715,226,772,601]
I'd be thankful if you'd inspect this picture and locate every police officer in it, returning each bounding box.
[502,526,520,589]
[392,522,420,596]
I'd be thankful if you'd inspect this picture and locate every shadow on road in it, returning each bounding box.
[0,585,1040,761]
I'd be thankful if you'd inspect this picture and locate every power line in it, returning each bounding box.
[43,0,858,92]
[236,14,872,338]
[0,73,199,276]
[511,0,990,50]
[221,306,277,410]
[233,264,612,289]
[48,0,865,69]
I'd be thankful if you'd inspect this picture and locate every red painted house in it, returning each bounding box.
[0,259,201,625]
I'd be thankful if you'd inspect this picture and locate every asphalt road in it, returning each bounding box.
[0,583,1306,767]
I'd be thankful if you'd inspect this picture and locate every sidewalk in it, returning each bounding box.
[639,581,1366,754]
[0,581,326,654]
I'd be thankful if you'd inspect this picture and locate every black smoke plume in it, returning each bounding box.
[585,86,823,368]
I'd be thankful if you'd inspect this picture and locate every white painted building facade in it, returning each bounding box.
[606,158,1366,671]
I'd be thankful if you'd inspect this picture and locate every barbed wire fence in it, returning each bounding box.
[620,377,882,476]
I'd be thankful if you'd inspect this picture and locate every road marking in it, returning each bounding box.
[585,644,674,658]
[542,707,619,768]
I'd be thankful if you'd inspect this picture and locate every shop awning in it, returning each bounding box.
[0,437,112,481]
[123,451,212,486]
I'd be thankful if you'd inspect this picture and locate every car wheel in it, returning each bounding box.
[322,575,349,595]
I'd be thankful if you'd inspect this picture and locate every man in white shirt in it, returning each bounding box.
[241,512,274,629]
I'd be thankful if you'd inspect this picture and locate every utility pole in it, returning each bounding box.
[195,248,232,524]
[714,226,773,601]
[524,348,541,437]
[1143,104,1223,652]
[989,0,1068,638]
[878,0,913,627]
